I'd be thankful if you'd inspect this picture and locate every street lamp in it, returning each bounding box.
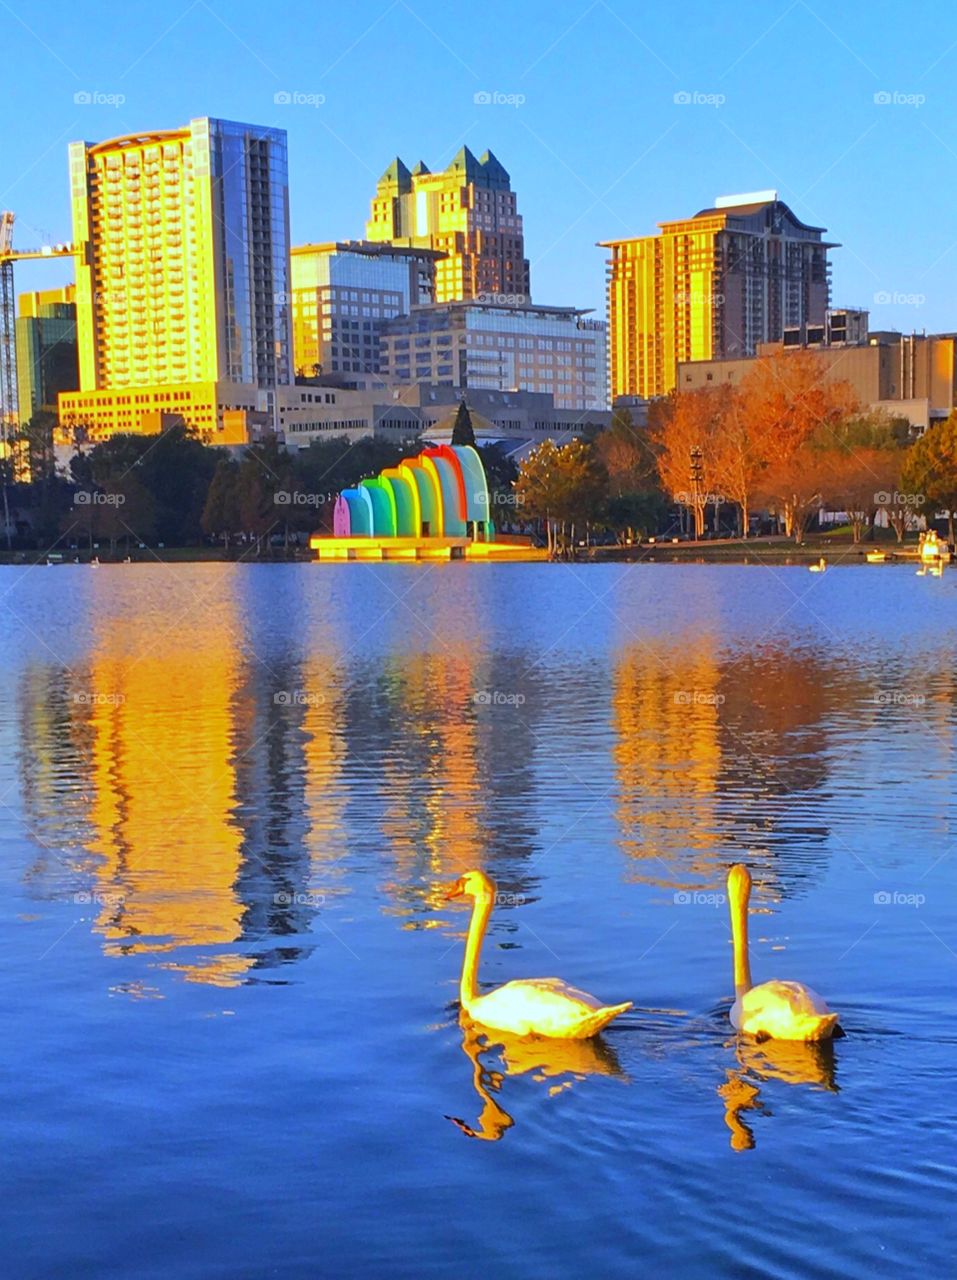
[690,446,703,539]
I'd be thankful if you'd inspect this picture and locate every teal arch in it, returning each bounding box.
[360,477,397,536]
[340,487,374,536]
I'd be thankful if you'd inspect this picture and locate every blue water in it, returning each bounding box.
[0,562,954,1278]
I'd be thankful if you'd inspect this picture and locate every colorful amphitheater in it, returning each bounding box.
[309,443,543,561]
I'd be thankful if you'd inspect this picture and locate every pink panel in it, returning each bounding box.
[333,495,352,537]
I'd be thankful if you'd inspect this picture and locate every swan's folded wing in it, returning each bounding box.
[473,978,614,1037]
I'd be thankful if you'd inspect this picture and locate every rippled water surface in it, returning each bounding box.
[1,562,955,1278]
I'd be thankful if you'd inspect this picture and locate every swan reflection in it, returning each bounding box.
[448,1018,627,1141]
[719,1035,838,1151]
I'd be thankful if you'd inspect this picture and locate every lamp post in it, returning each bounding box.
[690,446,703,540]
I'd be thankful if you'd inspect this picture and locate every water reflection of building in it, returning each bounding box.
[612,639,722,880]
[611,640,852,893]
[16,576,342,983]
[332,648,543,924]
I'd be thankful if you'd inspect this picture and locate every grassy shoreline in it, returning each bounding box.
[0,533,940,566]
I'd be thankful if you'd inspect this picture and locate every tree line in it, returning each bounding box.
[515,350,957,554]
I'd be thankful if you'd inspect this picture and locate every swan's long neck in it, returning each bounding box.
[461,892,493,1008]
[729,884,753,999]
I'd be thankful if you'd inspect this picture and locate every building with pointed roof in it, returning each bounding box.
[601,190,838,399]
[365,146,530,303]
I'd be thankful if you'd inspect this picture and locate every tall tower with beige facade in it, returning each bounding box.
[601,191,836,400]
[365,147,530,304]
[60,118,292,440]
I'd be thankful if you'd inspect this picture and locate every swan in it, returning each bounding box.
[727,863,839,1042]
[808,557,826,573]
[445,870,632,1039]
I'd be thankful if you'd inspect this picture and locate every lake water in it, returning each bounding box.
[0,561,954,1278]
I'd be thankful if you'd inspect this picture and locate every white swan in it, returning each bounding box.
[446,870,632,1039]
[727,863,839,1042]
[808,557,826,573]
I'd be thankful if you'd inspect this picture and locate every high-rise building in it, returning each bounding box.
[290,241,442,378]
[601,191,836,400]
[59,117,292,441]
[364,147,530,304]
[15,286,78,420]
[378,301,608,411]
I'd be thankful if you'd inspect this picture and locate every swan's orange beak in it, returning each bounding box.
[444,878,465,901]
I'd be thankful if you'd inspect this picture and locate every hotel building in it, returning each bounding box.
[601,191,836,400]
[378,301,608,411]
[290,241,442,378]
[58,117,292,442]
[364,147,530,304]
[16,286,78,420]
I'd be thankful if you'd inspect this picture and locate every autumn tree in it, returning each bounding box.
[900,413,957,543]
[650,386,728,537]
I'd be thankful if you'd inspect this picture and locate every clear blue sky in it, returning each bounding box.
[4,0,955,332]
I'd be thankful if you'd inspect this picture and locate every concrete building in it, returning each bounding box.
[678,328,957,431]
[290,241,443,378]
[378,301,608,411]
[601,190,836,400]
[15,286,78,420]
[364,147,530,304]
[275,381,609,452]
[58,117,292,443]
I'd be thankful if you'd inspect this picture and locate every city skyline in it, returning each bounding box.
[6,0,957,337]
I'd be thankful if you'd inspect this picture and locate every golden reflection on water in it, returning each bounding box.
[448,1018,627,1141]
[719,1037,838,1152]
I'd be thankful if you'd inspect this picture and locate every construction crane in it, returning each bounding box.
[0,210,77,436]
